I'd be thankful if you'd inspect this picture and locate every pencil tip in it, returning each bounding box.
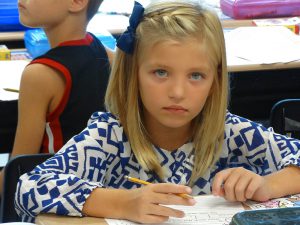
[124,175,129,179]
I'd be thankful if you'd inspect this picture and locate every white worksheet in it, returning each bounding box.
[225,26,300,64]
[0,60,29,100]
[106,195,244,225]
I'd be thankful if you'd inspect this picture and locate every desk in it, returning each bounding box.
[0,17,254,43]
[36,214,107,225]
[228,57,300,73]
[2,46,300,77]
[6,48,299,73]
[221,18,255,29]
[35,196,249,225]
[0,31,24,42]
[0,19,251,42]
[225,26,300,72]
[2,16,300,74]
[0,14,128,44]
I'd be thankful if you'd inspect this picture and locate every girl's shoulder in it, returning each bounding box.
[225,111,269,132]
[225,111,252,124]
[83,111,127,142]
[87,111,121,128]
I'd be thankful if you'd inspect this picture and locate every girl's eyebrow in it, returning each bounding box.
[143,62,171,69]
[188,65,211,70]
[144,60,213,72]
[144,63,212,74]
[145,61,168,67]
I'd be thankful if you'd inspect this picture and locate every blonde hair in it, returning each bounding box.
[105,1,228,185]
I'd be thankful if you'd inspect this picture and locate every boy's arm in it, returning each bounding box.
[11,63,65,157]
[12,64,50,156]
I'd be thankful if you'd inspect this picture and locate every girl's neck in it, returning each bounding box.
[146,122,192,152]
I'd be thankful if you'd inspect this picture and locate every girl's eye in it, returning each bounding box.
[190,72,203,81]
[154,69,168,77]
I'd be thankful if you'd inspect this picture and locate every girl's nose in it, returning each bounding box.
[168,77,185,101]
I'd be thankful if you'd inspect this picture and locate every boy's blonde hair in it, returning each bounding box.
[86,0,103,21]
[105,1,228,184]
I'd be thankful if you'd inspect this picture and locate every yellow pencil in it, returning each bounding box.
[3,88,19,93]
[125,175,193,199]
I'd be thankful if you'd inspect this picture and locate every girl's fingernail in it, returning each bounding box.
[189,198,197,204]
[185,187,192,192]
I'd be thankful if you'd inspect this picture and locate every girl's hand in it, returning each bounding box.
[121,183,196,224]
[212,167,272,202]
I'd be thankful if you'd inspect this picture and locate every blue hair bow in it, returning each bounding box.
[117,1,145,54]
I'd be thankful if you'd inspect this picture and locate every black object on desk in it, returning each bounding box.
[230,207,300,225]
[0,100,18,153]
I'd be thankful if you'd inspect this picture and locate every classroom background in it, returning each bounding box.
[1,0,300,223]
[1,0,300,155]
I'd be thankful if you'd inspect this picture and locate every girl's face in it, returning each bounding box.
[18,0,69,28]
[138,38,215,135]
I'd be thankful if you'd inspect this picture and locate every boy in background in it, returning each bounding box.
[0,0,113,192]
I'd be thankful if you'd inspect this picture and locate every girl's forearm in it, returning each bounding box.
[265,166,300,198]
[82,188,128,219]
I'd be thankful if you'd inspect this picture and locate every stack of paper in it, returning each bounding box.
[0,60,28,101]
[106,195,244,225]
[225,26,300,65]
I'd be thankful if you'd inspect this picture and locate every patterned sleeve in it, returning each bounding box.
[15,112,121,220]
[225,113,300,175]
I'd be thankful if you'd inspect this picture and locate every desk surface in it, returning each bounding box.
[225,25,300,72]
[0,31,24,41]
[2,17,300,74]
[221,18,255,28]
[227,58,300,72]
[0,14,128,42]
[35,195,250,225]
[0,17,253,42]
[36,214,108,225]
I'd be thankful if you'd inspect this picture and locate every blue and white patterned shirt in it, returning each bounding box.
[15,111,300,220]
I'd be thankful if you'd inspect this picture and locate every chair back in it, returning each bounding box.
[270,99,300,139]
[0,153,53,223]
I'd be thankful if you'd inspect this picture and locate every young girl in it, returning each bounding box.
[16,1,300,224]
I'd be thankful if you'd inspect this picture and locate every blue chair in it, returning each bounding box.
[0,153,53,223]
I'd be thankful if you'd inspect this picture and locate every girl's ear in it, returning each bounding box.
[69,0,89,13]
